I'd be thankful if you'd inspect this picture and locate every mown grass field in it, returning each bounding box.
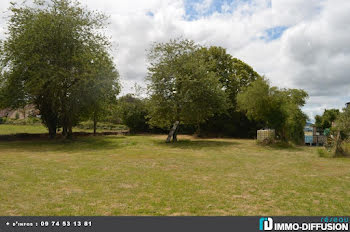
[0,126,349,215]
[0,124,124,135]
[0,124,49,134]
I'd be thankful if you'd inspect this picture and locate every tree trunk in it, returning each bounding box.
[62,126,67,137]
[334,131,344,157]
[93,111,97,135]
[172,126,178,142]
[196,123,201,137]
[66,123,73,139]
[48,123,56,139]
[22,107,26,119]
[166,121,179,143]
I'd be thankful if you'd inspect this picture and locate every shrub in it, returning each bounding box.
[1,117,42,125]
[77,121,127,131]
[26,117,41,124]
[117,94,149,133]
[317,148,333,158]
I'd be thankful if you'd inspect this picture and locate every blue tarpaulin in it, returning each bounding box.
[305,135,313,144]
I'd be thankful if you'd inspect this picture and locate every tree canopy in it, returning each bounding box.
[146,39,229,136]
[237,77,308,143]
[146,38,304,141]
[196,46,260,107]
[331,107,350,156]
[0,0,119,137]
[192,46,261,137]
[315,109,340,129]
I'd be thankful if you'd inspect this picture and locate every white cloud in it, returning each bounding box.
[1,0,349,119]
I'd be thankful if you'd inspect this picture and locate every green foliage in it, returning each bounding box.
[332,107,350,157]
[334,107,350,136]
[0,0,120,138]
[147,39,229,131]
[193,46,261,137]
[196,46,260,106]
[76,121,127,131]
[199,112,261,138]
[315,109,340,129]
[237,77,308,144]
[117,94,149,133]
[317,148,334,158]
[0,117,41,125]
[283,100,308,144]
[237,78,272,124]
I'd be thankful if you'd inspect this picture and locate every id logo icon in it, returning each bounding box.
[259,217,273,231]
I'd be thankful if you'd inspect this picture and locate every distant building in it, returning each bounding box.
[0,104,39,119]
[346,102,350,108]
[304,122,326,146]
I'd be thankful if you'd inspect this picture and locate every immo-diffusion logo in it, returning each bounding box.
[259,217,349,231]
[260,217,273,231]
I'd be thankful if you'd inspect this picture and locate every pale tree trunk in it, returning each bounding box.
[166,121,179,143]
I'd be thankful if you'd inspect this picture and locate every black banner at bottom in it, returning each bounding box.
[0,216,349,232]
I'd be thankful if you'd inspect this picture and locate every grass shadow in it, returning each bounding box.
[263,142,304,151]
[0,136,129,153]
[154,139,240,150]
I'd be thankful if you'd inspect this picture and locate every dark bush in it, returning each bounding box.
[117,94,150,133]
[77,121,127,131]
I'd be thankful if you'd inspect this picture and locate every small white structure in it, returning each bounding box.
[257,129,275,142]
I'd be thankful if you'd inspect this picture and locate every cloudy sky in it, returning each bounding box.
[1,0,350,120]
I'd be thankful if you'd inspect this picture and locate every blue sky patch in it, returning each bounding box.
[262,26,288,41]
[184,0,251,20]
[146,11,154,17]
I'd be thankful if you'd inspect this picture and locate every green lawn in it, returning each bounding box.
[0,124,124,135]
[0,124,49,134]
[0,133,349,215]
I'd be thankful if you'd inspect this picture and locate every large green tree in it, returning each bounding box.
[197,46,260,106]
[195,46,261,137]
[237,77,308,143]
[81,53,120,135]
[0,0,119,138]
[146,39,229,141]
